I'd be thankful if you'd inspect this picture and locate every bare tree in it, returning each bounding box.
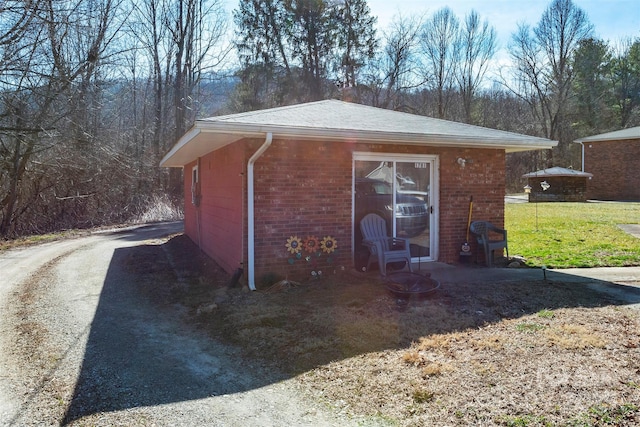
[131,0,228,166]
[507,0,593,164]
[45,0,120,146]
[166,0,229,141]
[0,1,53,236]
[0,0,232,238]
[0,0,120,236]
[359,14,424,110]
[456,10,496,124]
[419,7,460,119]
[0,1,38,47]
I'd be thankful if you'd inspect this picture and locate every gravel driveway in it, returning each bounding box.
[0,223,362,426]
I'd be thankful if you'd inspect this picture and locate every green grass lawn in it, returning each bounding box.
[505,201,640,268]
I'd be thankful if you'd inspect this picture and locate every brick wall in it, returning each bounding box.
[185,137,506,284]
[250,139,505,282]
[527,176,588,202]
[251,138,353,283]
[584,139,640,201]
[436,147,505,263]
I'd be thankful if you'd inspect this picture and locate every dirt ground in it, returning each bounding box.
[1,225,375,427]
[2,228,639,426]
[161,234,640,426]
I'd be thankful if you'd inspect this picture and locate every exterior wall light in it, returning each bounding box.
[457,157,473,168]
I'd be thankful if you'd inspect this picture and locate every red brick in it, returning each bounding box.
[583,139,640,200]
[184,138,506,283]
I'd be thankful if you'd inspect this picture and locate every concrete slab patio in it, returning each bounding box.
[415,262,640,308]
[420,263,640,285]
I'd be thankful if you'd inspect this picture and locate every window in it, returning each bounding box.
[191,165,199,205]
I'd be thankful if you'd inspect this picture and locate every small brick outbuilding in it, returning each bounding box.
[161,100,556,289]
[574,127,640,201]
[522,167,593,202]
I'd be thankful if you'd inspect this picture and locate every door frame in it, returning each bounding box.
[352,152,439,263]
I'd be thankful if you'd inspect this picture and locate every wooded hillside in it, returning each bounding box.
[1,0,638,238]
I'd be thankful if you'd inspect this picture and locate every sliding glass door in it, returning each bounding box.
[353,153,438,270]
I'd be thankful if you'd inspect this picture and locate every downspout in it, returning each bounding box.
[247,132,273,291]
[576,141,585,171]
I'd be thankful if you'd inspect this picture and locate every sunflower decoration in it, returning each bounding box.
[285,235,302,254]
[303,236,320,253]
[320,235,338,254]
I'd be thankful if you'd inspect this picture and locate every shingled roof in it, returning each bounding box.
[161,100,557,167]
[574,126,640,143]
[522,167,593,178]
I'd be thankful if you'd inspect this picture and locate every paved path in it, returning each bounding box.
[419,263,640,310]
[505,194,528,203]
[619,224,640,238]
[1,223,372,427]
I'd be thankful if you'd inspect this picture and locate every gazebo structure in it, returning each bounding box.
[522,167,593,202]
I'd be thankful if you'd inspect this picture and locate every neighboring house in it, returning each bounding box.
[160,100,556,289]
[574,127,640,201]
[522,167,593,202]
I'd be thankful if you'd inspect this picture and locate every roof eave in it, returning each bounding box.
[159,127,201,167]
[523,172,593,178]
[574,136,638,143]
[160,121,557,167]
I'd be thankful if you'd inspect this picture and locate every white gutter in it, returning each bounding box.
[576,141,585,171]
[247,132,273,291]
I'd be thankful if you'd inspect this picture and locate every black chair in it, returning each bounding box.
[470,221,508,267]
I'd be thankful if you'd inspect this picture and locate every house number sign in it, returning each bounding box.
[414,162,428,169]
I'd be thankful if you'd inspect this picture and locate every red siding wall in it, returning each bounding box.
[186,137,506,284]
[583,139,640,201]
[183,143,245,275]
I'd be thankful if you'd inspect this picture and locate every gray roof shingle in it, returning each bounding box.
[522,167,593,178]
[574,126,640,143]
[161,100,557,167]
